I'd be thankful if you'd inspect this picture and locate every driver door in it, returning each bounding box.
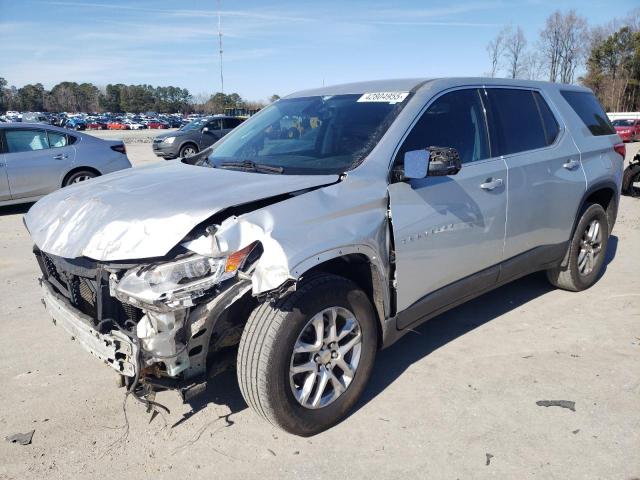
[388,88,508,328]
[202,118,223,148]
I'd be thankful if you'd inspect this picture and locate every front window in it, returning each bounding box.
[180,118,207,132]
[206,94,408,175]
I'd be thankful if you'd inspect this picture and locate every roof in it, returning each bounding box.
[284,77,591,99]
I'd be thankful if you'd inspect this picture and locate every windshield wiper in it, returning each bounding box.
[218,160,284,174]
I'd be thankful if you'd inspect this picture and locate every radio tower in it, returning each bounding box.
[217,0,224,94]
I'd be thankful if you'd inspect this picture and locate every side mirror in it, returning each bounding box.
[202,127,209,133]
[402,147,462,179]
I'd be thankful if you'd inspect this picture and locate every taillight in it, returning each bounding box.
[613,142,626,159]
[110,144,126,154]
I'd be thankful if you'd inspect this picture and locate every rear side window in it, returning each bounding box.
[5,129,49,153]
[533,92,560,145]
[485,89,547,156]
[560,90,615,136]
[223,118,242,129]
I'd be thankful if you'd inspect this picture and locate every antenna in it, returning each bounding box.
[217,0,224,94]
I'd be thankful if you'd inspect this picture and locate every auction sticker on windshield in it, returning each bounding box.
[357,92,409,104]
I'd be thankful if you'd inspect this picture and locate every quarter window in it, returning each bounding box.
[397,89,490,165]
[5,129,49,153]
[560,90,615,136]
[485,89,547,156]
[47,131,68,148]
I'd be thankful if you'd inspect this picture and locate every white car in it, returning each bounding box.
[124,121,146,130]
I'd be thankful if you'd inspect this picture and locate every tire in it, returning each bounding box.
[546,203,609,291]
[237,273,378,436]
[179,143,198,158]
[64,170,97,186]
[622,164,640,197]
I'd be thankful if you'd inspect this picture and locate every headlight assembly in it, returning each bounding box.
[114,243,256,310]
[162,136,176,144]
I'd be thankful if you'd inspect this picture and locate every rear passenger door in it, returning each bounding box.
[484,88,584,274]
[4,128,75,199]
[388,88,508,323]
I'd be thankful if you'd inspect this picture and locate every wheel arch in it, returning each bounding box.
[296,251,389,348]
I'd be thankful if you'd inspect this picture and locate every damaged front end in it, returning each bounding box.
[34,240,262,401]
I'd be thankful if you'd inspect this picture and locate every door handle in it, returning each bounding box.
[480,178,503,191]
[563,159,580,170]
[53,153,68,160]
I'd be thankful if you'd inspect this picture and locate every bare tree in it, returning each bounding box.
[539,10,588,84]
[521,51,545,80]
[486,27,508,77]
[504,26,527,79]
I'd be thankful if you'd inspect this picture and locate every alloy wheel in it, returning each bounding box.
[289,306,362,409]
[578,219,603,276]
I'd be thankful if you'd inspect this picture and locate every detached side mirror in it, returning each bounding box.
[402,146,462,179]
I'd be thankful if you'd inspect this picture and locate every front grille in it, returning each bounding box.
[35,248,143,332]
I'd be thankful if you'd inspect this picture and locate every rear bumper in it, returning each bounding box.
[40,279,138,377]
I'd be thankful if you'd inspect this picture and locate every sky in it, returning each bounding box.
[0,0,637,102]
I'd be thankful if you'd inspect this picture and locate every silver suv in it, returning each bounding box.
[25,78,624,435]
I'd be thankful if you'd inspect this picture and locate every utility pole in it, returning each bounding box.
[217,0,224,94]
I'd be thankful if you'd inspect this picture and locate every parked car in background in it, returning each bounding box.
[85,119,108,130]
[146,120,169,129]
[22,112,50,124]
[107,120,129,130]
[124,120,146,130]
[64,118,86,130]
[612,118,640,142]
[0,123,131,206]
[152,115,244,158]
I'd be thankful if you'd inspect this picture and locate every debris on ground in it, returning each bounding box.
[486,453,494,466]
[6,430,35,445]
[572,429,580,434]
[536,400,576,411]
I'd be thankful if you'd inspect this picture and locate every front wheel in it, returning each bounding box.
[237,273,377,436]
[179,144,198,158]
[546,203,609,291]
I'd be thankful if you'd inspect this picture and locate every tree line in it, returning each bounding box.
[0,79,274,114]
[486,8,640,111]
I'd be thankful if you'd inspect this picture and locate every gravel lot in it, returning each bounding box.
[0,143,638,480]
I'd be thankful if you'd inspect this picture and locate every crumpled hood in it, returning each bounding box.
[25,161,338,261]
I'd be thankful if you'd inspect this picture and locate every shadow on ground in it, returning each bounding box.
[0,203,33,216]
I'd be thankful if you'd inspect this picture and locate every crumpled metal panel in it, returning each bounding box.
[24,161,338,261]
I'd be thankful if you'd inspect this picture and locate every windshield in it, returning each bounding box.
[180,118,207,131]
[612,119,634,126]
[206,93,408,174]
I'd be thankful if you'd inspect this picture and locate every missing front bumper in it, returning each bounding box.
[40,280,138,377]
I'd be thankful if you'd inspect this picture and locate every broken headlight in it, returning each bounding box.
[114,244,255,310]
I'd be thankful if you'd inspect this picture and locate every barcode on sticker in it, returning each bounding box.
[357,92,409,104]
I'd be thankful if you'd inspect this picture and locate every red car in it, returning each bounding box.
[612,118,640,142]
[107,121,130,130]
[85,120,108,130]
[146,120,169,129]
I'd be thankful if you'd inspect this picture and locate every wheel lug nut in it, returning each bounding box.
[326,363,331,369]
[331,351,338,359]
[314,355,320,362]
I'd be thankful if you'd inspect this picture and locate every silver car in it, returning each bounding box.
[0,123,132,206]
[24,78,623,435]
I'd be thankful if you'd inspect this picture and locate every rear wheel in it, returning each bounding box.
[546,203,609,291]
[64,170,97,186]
[237,273,377,436]
[179,144,198,158]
